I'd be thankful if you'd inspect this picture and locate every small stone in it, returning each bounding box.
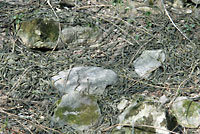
[59,0,75,8]
[61,26,100,45]
[159,95,169,105]
[117,99,128,111]
[133,50,165,78]
[194,8,200,20]
[186,9,192,14]
[173,0,184,8]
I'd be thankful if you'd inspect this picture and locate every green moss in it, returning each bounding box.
[18,18,59,47]
[54,95,99,126]
[125,95,145,118]
[182,100,200,117]
[39,19,59,41]
[67,104,99,125]
[134,113,156,133]
[54,106,69,120]
[125,103,143,119]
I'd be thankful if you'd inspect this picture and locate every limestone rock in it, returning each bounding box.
[133,50,165,78]
[61,26,100,46]
[17,18,100,50]
[0,35,4,50]
[52,66,118,95]
[159,95,169,105]
[172,96,200,128]
[53,92,100,130]
[112,95,176,134]
[191,0,200,4]
[117,99,129,112]
[52,66,118,130]
[194,8,200,20]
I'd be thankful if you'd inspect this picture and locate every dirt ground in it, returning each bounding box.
[0,0,200,133]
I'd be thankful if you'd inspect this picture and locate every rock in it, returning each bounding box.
[159,95,169,105]
[59,0,75,8]
[173,0,184,8]
[191,0,200,4]
[194,8,200,20]
[0,35,4,50]
[171,96,200,128]
[17,18,59,50]
[61,26,100,46]
[52,66,118,95]
[6,54,19,65]
[52,66,118,130]
[113,95,175,134]
[53,92,100,130]
[117,99,129,112]
[133,50,165,78]
[136,6,160,15]
[17,19,100,50]
[112,0,137,18]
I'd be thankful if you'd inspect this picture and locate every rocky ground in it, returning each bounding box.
[0,0,200,134]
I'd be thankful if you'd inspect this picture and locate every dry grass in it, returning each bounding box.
[0,0,200,133]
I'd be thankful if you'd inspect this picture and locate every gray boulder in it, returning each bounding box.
[52,66,118,130]
[52,66,118,95]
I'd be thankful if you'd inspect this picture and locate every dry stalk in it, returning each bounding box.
[16,119,34,134]
[96,13,153,37]
[160,0,196,47]
[0,108,62,134]
[9,66,33,93]
[121,73,200,91]
[103,123,179,134]
[95,15,140,46]
[46,0,62,55]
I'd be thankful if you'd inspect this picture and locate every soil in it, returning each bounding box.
[0,0,200,133]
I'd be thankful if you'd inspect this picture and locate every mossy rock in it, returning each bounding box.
[53,93,100,130]
[172,96,200,128]
[113,95,172,134]
[17,18,59,49]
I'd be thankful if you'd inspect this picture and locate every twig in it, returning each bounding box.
[0,108,62,134]
[16,120,34,134]
[103,123,178,134]
[46,0,62,55]
[129,37,154,65]
[9,66,33,93]
[120,73,200,91]
[160,0,196,47]
[95,15,140,46]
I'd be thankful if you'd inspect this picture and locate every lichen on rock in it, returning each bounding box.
[172,96,200,128]
[113,95,175,134]
[17,18,59,49]
[53,92,100,130]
